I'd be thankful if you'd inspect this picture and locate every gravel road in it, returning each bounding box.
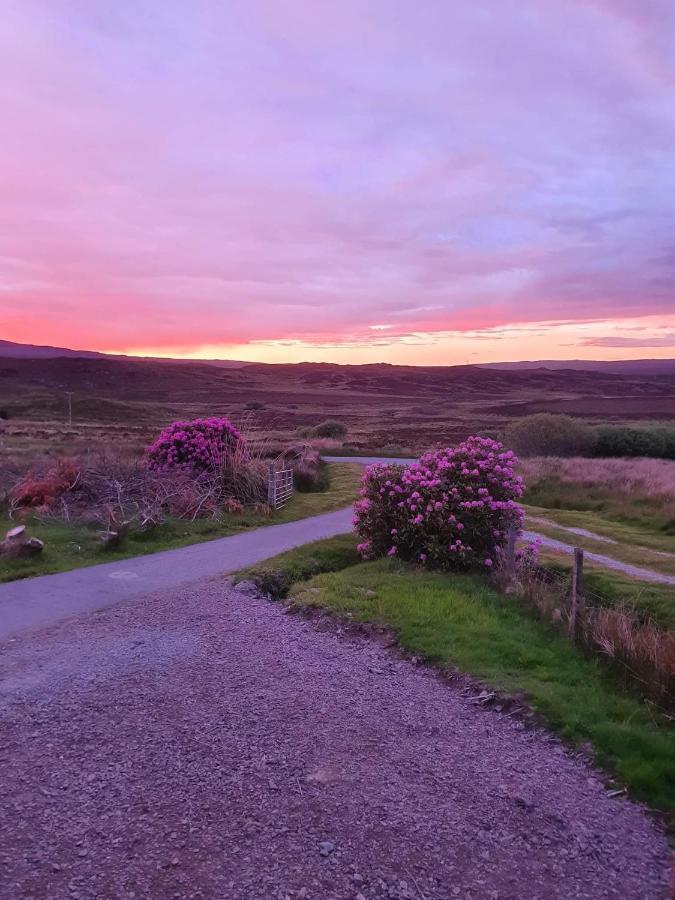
[1,578,670,900]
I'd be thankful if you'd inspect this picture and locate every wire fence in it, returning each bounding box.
[504,534,675,717]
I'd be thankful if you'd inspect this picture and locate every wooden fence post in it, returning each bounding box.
[569,547,584,641]
[506,528,517,577]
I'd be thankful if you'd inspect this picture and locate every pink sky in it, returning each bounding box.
[1,0,674,364]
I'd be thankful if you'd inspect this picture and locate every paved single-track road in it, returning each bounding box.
[0,508,354,640]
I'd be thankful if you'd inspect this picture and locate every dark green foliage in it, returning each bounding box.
[294,460,330,492]
[508,415,675,460]
[595,425,674,459]
[506,414,596,457]
[314,419,348,439]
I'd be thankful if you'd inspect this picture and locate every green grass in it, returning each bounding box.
[525,513,675,579]
[535,548,675,630]
[234,533,361,599]
[0,463,361,583]
[242,537,675,816]
[523,477,675,534]
[525,504,675,557]
[270,463,361,522]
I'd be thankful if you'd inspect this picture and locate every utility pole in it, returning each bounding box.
[65,391,73,426]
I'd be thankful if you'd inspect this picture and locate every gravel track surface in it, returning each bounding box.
[1,578,670,899]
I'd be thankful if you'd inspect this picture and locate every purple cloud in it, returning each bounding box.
[0,0,674,355]
[583,334,675,348]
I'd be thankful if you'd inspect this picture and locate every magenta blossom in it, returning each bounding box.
[146,417,245,473]
[353,436,524,571]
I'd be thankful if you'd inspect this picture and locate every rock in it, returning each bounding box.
[0,528,44,559]
[98,522,131,550]
[16,537,44,558]
[318,841,335,857]
[233,580,259,597]
[5,525,26,541]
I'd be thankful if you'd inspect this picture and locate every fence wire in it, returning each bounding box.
[510,551,675,717]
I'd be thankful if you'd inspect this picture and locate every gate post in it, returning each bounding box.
[568,548,584,641]
[267,463,276,507]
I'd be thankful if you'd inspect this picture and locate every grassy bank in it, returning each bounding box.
[521,456,675,533]
[525,515,675,577]
[0,463,361,583]
[239,537,675,817]
[533,547,675,630]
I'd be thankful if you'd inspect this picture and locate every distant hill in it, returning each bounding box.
[0,339,107,360]
[0,340,246,368]
[478,359,675,376]
[2,340,673,376]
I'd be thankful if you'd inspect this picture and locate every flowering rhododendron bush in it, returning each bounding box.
[354,437,524,569]
[146,417,245,473]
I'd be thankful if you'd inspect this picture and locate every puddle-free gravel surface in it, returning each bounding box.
[0,578,670,899]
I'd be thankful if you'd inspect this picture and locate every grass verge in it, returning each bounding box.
[241,536,675,818]
[524,504,675,556]
[0,463,361,583]
[534,548,675,630]
[234,533,360,599]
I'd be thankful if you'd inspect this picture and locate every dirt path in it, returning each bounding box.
[522,530,675,586]
[0,578,670,900]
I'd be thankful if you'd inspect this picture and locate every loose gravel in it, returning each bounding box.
[0,578,671,899]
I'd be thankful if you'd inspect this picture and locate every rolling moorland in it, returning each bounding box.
[1,349,674,464]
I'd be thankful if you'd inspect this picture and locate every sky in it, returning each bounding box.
[1,0,674,365]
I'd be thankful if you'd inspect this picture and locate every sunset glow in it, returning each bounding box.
[1,1,674,364]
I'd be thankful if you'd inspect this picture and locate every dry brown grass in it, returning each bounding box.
[521,456,675,532]
[587,606,675,711]
[521,456,675,498]
[504,557,675,714]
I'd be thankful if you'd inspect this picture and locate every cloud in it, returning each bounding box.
[583,334,675,348]
[0,0,674,356]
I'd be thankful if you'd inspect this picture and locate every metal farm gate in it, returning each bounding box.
[267,464,294,509]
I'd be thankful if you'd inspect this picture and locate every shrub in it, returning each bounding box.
[294,461,330,492]
[595,425,668,459]
[9,459,81,511]
[506,414,596,457]
[354,436,524,570]
[655,427,675,460]
[279,442,330,493]
[314,419,347,439]
[146,417,244,473]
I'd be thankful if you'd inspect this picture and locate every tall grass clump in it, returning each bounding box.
[279,443,330,492]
